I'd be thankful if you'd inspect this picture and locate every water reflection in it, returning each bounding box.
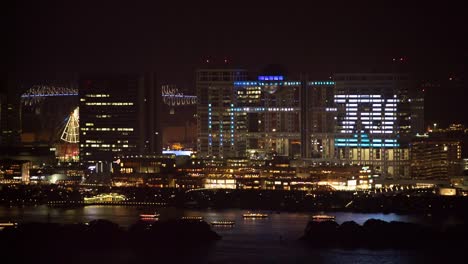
[0,206,454,244]
[0,206,462,263]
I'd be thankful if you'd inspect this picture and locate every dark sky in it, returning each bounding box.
[10,1,468,125]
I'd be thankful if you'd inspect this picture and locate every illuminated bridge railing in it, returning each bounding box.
[21,85,78,98]
[21,84,198,106]
[21,93,79,98]
[162,85,197,106]
[21,85,78,105]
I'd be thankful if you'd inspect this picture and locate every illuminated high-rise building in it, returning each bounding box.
[79,73,161,169]
[301,81,336,159]
[234,75,301,158]
[333,73,417,179]
[196,69,248,158]
[196,70,302,158]
[410,139,462,180]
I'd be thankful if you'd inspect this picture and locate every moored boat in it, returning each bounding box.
[311,214,335,221]
[181,216,204,221]
[211,220,235,226]
[0,222,17,230]
[139,213,160,221]
[243,212,268,219]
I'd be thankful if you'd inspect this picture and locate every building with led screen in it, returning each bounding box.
[333,73,416,178]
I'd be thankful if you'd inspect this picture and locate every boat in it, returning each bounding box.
[311,215,335,222]
[0,222,17,230]
[181,216,204,221]
[139,213,160,221]
[211,220,235,227]
[243,212,268,219]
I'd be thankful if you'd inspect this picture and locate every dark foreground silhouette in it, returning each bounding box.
[301,218,468,250]
[0,219,220,263]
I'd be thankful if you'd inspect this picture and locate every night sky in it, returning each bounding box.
[11,1,468,126]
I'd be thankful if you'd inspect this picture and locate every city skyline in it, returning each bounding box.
[3,2,468,262]
[9,2,468,126]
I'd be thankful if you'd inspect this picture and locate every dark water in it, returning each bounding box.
[0,206,463,263]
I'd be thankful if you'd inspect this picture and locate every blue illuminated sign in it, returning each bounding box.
[162,150,193,156]
[258,76,284,81]
[335,136,399,148]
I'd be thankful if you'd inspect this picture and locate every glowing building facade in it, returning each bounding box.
[301,81,336,159]
[411,139,462,180]
[233,76,301,158]
[333,74,415,179]
[196,69,248,158]
[79,73,162,168]
[196,71,301,158]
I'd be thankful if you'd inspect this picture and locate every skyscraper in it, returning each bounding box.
[332,73,418,179]
[196,69,248,158]
[79,73,161,169]
[301,81,336,159]
[196,69,303,158]
[234,75,301,158]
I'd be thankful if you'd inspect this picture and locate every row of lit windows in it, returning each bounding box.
[96,115,112,118]
[360,121,394,125]
[335,95,382,98]
[339,130,395,134]
[343,116,396,120]
[85,94,110,98]
[232,107,297,112]
[81,127,134,131]
[336,99,399,103]
[233,81,301,86]
[335,143,400,147]
[336,138,397,142]
[85,102,134,106]
[340,125,394,129]
[81,144,133,148]
[85,140,103,143]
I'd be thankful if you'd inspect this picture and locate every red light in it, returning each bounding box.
[392,58,396,62]
[206,59,209,63]
[400,57,404,61]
